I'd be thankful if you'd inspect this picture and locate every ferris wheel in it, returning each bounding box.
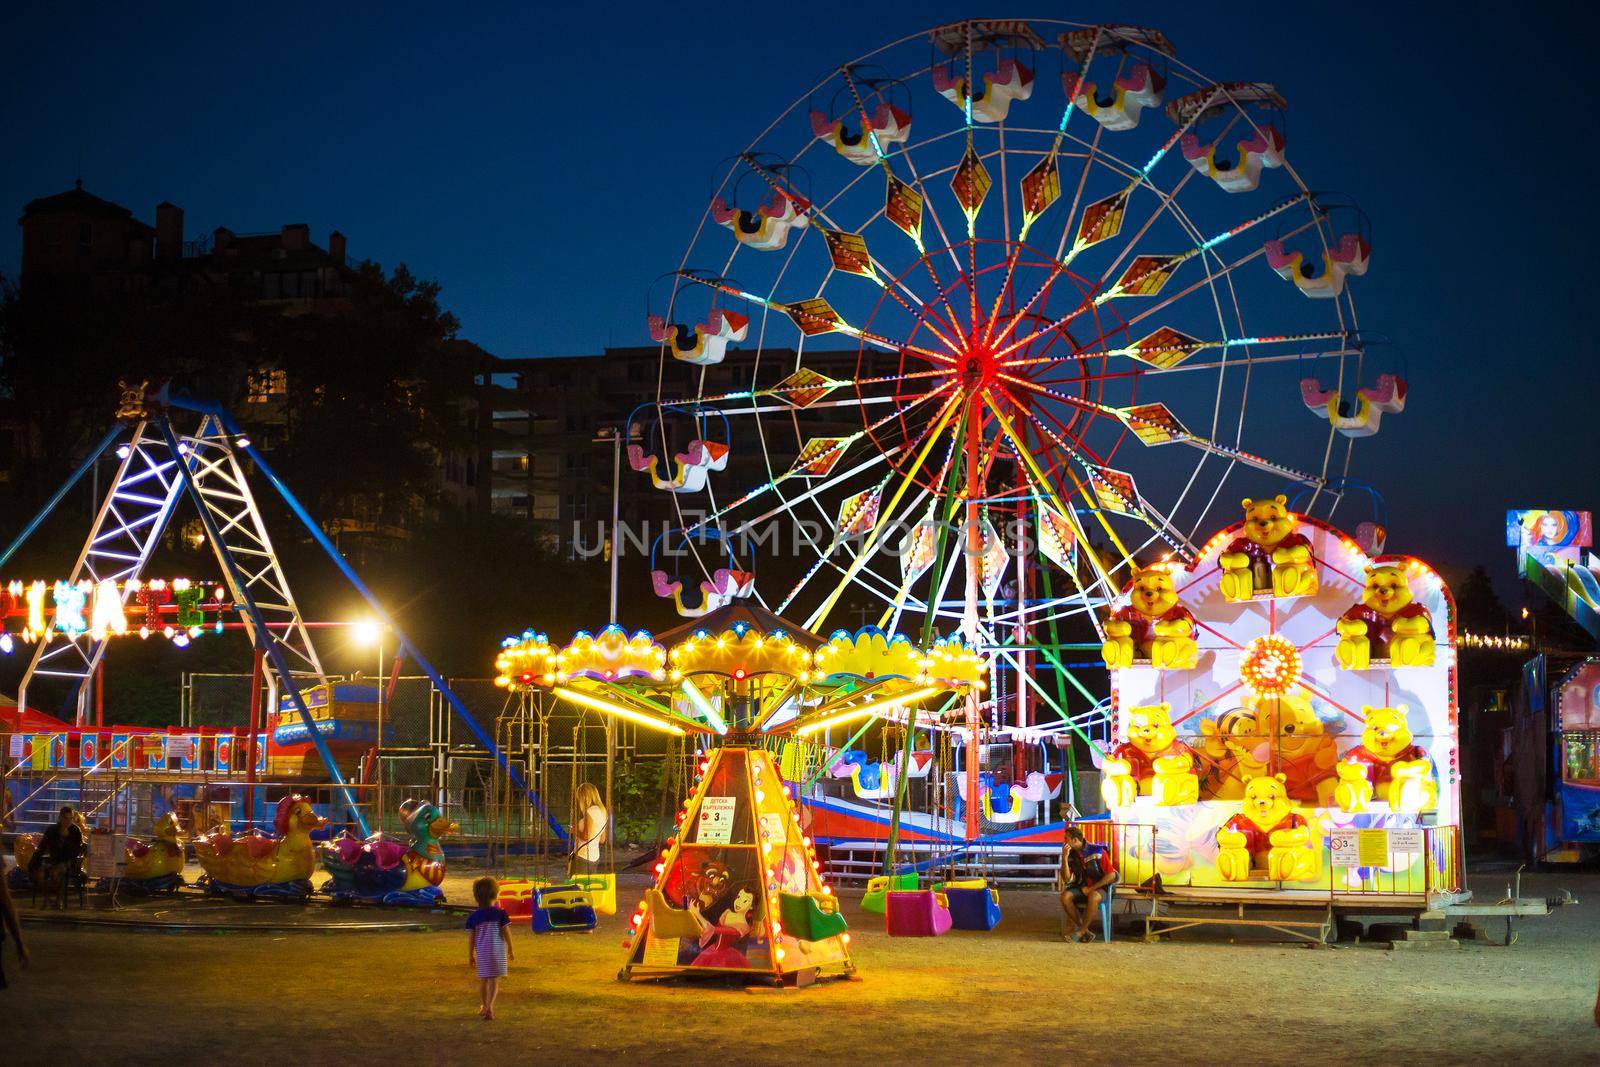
[634,19,1391,666]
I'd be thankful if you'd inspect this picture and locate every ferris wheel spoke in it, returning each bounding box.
[1089,189,1312,309]
[999,371,1325,491]
[1000,198,1319,369]
[726,451,895,536]
[681,380,956,540]
[1014,26,1106,248]
[1000,382,1198,564]
[659,368,948,411]
[980,84,1233,361]
[676,271,955,367]
[884,129,976,335]
[804,388,965,631]
[980,392,1124,622]
[750,142,969,345]
[774,480,934,616]
[831,66,974,345]
[982,32,1117,338]
[1021,334,1355,377]
[1112,217,1320,333]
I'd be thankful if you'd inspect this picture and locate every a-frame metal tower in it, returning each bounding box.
[1,383,558,840]
[18,409,324,723]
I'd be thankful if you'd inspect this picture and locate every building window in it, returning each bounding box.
[247,368,288,403]
[78,222,93,255]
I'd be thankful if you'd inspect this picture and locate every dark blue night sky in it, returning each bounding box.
[3,2,1597,585]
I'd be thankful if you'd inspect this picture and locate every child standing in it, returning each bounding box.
[466,876,513,1020]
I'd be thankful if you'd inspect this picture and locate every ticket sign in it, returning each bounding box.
[1329,828,1392,866]
[695,796,737,844]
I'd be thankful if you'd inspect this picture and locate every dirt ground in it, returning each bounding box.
[4,869,1597,1066]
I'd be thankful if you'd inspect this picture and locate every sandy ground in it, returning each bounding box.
[4,869,1597,1066]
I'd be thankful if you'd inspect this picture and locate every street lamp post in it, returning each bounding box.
[354,618,384,827]
[593,424,638,625]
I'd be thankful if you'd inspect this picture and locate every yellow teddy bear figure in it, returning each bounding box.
[1152,752,1201,805]
[1333,761,1375,812]
[1099,755,1139,808]
[1099,703,1201,808]
[1216,774,1319,882]
[1335,705,1438,814]
[1218,496,1318,603]
[1336,566,1436,670]
[1101,567,1197,670]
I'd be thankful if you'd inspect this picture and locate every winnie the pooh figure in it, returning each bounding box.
[1101,566,1198,670]
[1335,565,1435,669]
[1200,693,1339,804]
[1334,705,1438,813]
[1216,774,1319,882]
[1099,703,1201,808]
[1218,496,1318,602]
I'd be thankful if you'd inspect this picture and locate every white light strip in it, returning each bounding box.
[553,686,686,736]
[679,678,728,735]
[791,685,940,737]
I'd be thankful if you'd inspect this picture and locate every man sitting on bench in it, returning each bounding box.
[28,806,85,908]
[1058,824,1116,943]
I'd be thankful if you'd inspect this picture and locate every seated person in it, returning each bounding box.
[1057,824,1117,943]
[28,806,85,906]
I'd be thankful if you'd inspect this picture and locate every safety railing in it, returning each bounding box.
[1080,819,1463,901]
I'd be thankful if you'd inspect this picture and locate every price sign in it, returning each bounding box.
[1329,829,1360,866]
[86,834,122,879]
[643,935,681,964]
[1389,828,1424,854]
[695,796,737,844]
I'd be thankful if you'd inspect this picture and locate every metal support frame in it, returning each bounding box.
[18,420,190,720]
[161,393,564,841]
[154,416,370,836]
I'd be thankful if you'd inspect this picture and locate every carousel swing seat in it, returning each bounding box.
[885,889,953,937]
[778,891,849,941]
[645,888,702,940]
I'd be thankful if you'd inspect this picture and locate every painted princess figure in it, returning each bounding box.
[689,883,756,968]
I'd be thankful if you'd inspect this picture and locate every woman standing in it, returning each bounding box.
[568,782,609,875]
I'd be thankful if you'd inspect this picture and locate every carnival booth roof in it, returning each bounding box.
[0,696,71,732]
[656,601,824,649]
